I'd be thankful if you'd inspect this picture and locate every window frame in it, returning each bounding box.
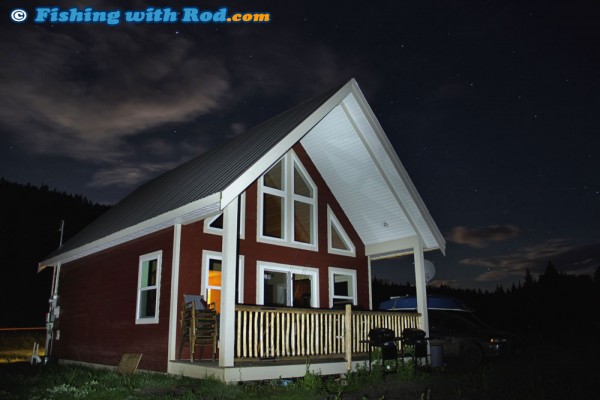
[135,250,162,325]
[327,206,356,257]
[328,267,357,308]
[257,151,318,251]
[256,261,320,308]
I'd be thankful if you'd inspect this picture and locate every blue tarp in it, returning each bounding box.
[378,295,469,311]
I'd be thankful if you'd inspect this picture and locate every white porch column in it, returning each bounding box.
[167,224,182,368]
[219,196,239,367]
[413,237,429,336]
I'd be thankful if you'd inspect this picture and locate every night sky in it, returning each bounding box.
[1,0,599,291]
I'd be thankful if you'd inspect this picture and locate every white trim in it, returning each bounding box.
[257,150,318,251]
[328,267,357,308]
[203,193,246,238]
[200,250,245,305]
[256,261,320,308]
[39,193,221,270]
[135,250,163,325]
[326,206,355,257]
[365,236,418,258]
[167,224,181,364]
[413,236,429,337]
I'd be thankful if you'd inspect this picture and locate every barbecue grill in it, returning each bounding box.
[365,328,400,371]
[400,327,428,368]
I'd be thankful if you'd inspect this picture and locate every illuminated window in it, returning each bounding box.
[136,251,162,324]
[328,267,357,308]
[258,151,317,249]
[327,206,355,256]
[201,251,244,313]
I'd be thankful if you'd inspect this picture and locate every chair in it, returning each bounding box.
[178,294,218,361]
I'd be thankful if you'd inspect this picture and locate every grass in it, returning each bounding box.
[0,330,45,363]
[1,333,599,399]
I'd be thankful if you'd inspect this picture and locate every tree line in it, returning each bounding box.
[372,262,600,340]
[0,178,109,327]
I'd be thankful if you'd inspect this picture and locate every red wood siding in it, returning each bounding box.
[54,143,370,370]
[178,143,369,313]
[53,228,173,372]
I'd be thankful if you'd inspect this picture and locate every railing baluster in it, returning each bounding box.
[232,306,421,362]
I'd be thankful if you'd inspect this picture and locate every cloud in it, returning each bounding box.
[0,2,376,192]
[459,239,600,283]
[0,23,230,166]
[89,161,179,188]
[446,225,520,248]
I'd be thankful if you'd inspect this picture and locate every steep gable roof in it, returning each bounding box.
[40,79,445,269]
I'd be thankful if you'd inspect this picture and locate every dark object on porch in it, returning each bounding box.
[178,294,218,361]
[366,328,400,372]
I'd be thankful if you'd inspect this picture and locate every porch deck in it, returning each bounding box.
[171,305,422,382]
[169,356,370,382]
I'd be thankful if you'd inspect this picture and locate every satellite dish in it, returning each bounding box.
[424,259,436,284]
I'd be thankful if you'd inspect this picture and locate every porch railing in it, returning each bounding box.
[234,305,421,360]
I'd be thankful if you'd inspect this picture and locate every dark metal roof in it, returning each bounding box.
[44,82,346,261]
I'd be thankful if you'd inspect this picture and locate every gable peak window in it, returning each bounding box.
[258,151,317,249]
[327,206,355,256]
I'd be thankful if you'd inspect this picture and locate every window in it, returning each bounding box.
[327,206,356,256]
[258,151,317,249]
[136,251,162,324]
[201,250,244,313]
[203,193,246,237]
[328,267,357,308]
[256,262,320,308]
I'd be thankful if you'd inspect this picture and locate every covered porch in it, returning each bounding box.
[169,304,421,382]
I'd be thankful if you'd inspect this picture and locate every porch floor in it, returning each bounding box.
[168,355,371,382]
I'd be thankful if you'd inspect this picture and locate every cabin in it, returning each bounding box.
[38,79,445,382]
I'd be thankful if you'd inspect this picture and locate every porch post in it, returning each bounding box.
[219,196,239,367]
[413,237,429,336]
[367,257,373,310]
[344,303,352,370]
[167,224,181,368]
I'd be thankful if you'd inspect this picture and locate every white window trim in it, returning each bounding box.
[201,250,245,305]
[203,193,246,238]
[328,267,357,308]
[256,261,320,308]
[135,250,162,324]
[257,150,318,251]
[327,206,356,257]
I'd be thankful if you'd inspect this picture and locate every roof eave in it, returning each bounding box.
[38,192,221,270]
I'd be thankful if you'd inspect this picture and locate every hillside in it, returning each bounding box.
[0,178,109,327]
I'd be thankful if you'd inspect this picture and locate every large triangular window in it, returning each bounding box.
[258,150,317,249]
[327,206,355,256]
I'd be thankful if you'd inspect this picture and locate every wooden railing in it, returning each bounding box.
[234,305,421,360]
